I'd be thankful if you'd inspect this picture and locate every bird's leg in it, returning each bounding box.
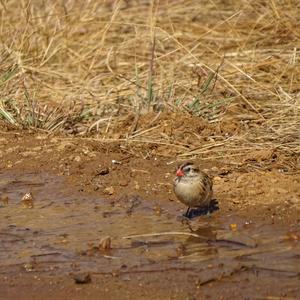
[184,207,191,218]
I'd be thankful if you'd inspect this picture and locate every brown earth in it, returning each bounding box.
[0,119,300,300]
[1,0,300,298]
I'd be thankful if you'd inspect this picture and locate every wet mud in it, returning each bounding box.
[1,168,299,299]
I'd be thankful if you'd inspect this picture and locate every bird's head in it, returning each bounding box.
[176,162,199,178]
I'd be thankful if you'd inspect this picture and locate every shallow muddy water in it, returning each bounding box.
[0,171,300,295]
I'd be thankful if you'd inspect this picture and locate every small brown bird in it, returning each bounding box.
[173,162,216,218]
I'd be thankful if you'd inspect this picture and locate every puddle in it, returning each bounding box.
[0,171,299,283]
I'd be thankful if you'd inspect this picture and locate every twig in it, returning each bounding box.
[123,231,207,239]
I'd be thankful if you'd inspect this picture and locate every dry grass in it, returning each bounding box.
[0,0,299,160]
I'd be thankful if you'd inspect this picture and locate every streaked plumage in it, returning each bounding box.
[173,162,213,217]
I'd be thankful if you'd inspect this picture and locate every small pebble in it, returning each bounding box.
[21,192,34,208]
[104,186,114,195]
[99,236,111,250]
[96,167,109,175]
[72,272,91,284]
[112,160,121,165]
[230,223,237,231]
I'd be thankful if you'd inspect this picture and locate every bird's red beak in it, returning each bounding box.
[176,169,185,177]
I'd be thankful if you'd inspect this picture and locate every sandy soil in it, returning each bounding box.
[0,119,299,300]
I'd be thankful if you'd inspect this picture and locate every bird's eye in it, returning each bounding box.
[185,167,190,172]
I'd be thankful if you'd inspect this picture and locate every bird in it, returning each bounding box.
[173,162,216,218]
